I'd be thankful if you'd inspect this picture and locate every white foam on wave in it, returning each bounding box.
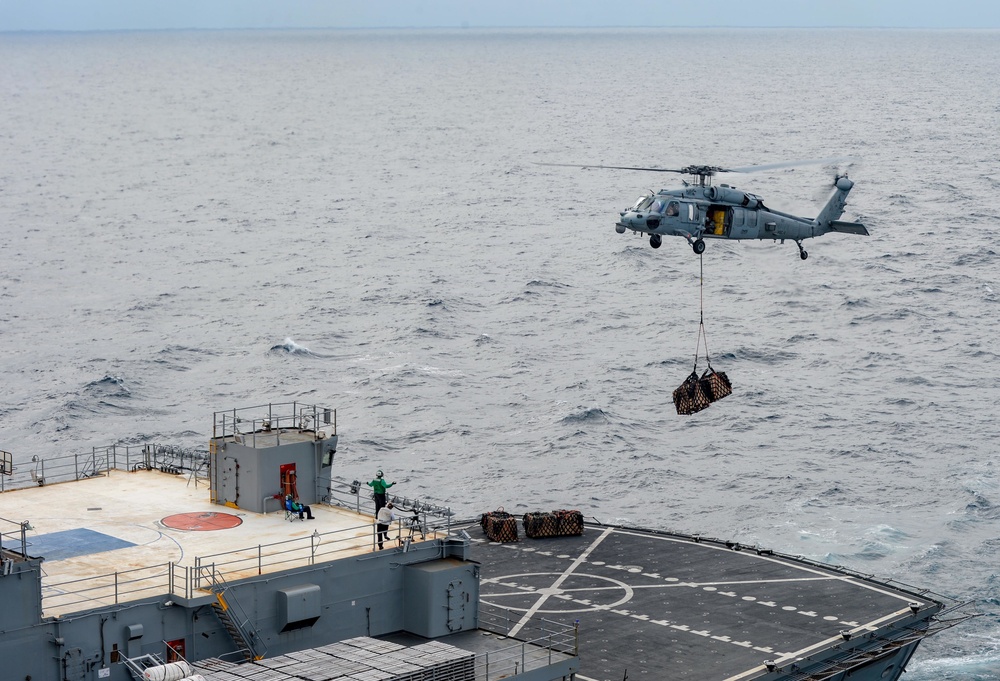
[270,337,318,356]
[908,646,1000,679]
[369,361,465,378]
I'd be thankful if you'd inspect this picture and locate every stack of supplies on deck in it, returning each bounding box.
[523,509,583,538]
[480,507,519,542]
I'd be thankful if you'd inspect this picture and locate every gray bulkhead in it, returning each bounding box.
[211,433,338,513]
[0,539,478,681]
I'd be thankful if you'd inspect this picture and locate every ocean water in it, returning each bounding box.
[1,27,999,678]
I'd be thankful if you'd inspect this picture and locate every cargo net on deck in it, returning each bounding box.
[673,253,732,415]
[523,509,584,538]
[480,508,520,542]
[479,508,584,542]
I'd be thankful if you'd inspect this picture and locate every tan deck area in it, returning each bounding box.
[0,469,406,617]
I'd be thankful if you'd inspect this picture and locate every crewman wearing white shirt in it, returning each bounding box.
[376,502,396,549]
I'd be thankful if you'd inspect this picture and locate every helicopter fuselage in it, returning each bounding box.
[615,176,867,260]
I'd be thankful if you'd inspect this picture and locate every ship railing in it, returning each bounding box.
[41,561,174,613]
[212,402,337,445]
[118,652,169,680]
[0,444,209,493]
[191,520,386,587]
[781,605,982,681]
[0,515,32,562]
[476,602,579,678]
[321,476,455,536]
[36,517,410,615]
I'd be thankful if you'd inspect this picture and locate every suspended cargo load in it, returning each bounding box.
[480,508,519,543]
[674,371,712,415]
[674,254,733,415]
[700,367,732,403]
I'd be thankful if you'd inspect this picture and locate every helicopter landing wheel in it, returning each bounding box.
[796,242,808,260]
[649,234,662,249]
[692,239,706,255]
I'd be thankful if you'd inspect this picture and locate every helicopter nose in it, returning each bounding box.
[628,211,660,230]
[623,211,651,232]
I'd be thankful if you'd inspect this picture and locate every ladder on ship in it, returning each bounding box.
[203,567,267,662]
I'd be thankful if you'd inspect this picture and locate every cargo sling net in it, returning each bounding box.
[523,509,584,538]
[673,254,732,415]
[481,507,519,542]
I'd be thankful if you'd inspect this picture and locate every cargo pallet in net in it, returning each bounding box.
[523,509,583,538]
[480,508,519,543]
[673,366,732,415]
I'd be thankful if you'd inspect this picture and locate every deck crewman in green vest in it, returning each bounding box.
[367,470,395,513]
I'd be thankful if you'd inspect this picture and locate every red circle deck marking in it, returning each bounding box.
[161,512,243,531]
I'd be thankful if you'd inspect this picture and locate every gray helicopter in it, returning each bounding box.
[539,160,868,260]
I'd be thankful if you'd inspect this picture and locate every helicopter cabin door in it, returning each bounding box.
[729,208,760,240]
[707,208,727,236]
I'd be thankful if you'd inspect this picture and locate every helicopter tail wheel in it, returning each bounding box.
[692,239,706,255]
[796,241,808,260]
[650,234,662,249]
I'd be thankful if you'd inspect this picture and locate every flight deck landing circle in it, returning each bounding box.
[481,572,634,614]
[161,512,243,531]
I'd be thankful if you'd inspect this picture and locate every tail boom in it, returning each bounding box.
[814,175,866,236]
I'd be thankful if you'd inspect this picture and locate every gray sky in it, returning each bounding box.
[2,0,999,31]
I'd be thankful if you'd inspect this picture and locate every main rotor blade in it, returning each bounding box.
[534,162,686,173]
[727,156,859,173]
[535,157,860,176]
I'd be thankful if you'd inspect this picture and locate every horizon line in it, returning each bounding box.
[3,24,999,34]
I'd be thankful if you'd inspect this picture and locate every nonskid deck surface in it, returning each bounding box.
[0,469,380,615]
[464,522,936,681]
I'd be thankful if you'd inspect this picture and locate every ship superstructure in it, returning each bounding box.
[0,402,971,681]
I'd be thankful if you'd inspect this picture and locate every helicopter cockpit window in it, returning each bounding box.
[665,201,679,217]
[633,195,655,212]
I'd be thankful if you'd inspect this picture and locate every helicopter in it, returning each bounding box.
[538,160,869,260]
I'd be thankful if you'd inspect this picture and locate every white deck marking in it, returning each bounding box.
[689,576,838,587]
[611,527,930,605]
[486,526,933,676]
[722,606,917,681]
[625,576,838,589]
[506,526,614,638]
